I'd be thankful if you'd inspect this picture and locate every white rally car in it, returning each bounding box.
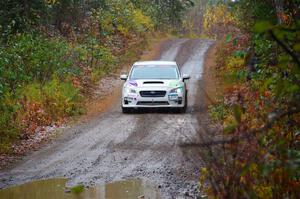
[120,61,190,113]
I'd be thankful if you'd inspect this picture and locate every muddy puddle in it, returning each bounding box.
[0,178,161,199]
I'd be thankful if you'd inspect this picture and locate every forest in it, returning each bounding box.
[0,0,299,198]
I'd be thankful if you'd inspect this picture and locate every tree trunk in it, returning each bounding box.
[274,0,284,24]
[22,0,30,19]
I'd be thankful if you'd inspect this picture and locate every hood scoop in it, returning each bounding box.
[143,81,164,84]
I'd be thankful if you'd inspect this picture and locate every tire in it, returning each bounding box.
[180,91,188,113]
[179,105,186,113]
[122,106,131,114]
[180,105,187,113]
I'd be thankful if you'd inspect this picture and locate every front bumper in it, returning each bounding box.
[122,92,185,108]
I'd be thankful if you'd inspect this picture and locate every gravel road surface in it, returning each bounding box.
[0,39,213,198]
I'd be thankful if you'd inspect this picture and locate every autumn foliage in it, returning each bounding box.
[202,1,300,198]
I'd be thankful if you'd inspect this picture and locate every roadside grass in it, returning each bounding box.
[70,184,85,194]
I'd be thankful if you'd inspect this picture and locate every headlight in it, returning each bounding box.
[124,87,136,94]
[170,87,182,94]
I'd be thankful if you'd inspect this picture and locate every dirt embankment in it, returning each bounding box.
[203,43,220,106]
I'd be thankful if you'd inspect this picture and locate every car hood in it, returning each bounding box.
[125,79,184,90]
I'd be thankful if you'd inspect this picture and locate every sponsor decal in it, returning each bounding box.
[178,85,184,90]
[129,81,138,87]
[168,80,178,87]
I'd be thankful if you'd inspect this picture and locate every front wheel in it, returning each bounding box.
[179,105,187,113]
[122,106,132,114]
[180,92,188,113]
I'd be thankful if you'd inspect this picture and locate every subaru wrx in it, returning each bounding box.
[120,61,190,113]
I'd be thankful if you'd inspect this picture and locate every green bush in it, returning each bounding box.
[20,78,82,120]
[0,34,83,152]
[208,100,229,121]
[71,41,116,81]
[92,0,153,37]
[43,78,82,118]
[0,34,74,95]
[0,104,20,153]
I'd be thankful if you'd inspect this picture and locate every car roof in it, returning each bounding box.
[133,61,177,66]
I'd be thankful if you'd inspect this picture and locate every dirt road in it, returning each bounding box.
[0,39,213,198]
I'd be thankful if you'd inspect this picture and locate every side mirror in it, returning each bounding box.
[182,74,190,81]
[120,74,128,80]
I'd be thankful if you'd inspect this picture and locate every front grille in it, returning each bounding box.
[140,90,166,97]
[137,101,169,106]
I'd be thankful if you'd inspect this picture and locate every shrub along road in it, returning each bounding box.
[0,39,213,198]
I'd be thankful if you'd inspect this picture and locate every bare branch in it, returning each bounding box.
[269,29,300,68]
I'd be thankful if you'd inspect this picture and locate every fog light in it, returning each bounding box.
[178,97,183,104]
[124,97,133,105]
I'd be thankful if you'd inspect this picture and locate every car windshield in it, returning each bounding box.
[130,65,179,80]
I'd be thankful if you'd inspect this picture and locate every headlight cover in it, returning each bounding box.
[170,87,182,94]
[124,87,136,94]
